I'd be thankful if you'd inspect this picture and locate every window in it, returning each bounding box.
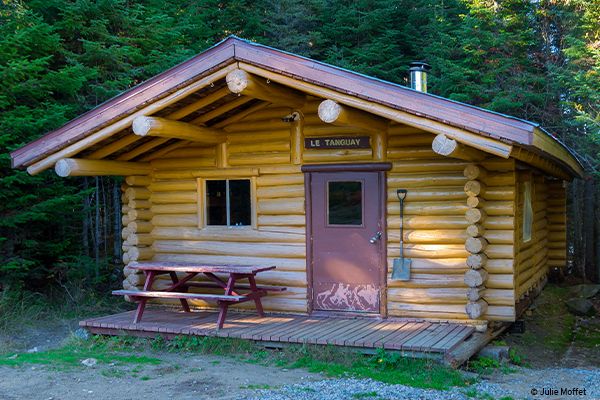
[522,181,533,242]
[205,179,252,226]
[327,181,363,225]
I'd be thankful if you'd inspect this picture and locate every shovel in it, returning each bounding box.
[392,189,411,280]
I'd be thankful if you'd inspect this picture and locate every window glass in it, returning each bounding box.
[523,181,533,242]
[206,179,251,227]
[206,180,227,226]
[328,181,363,225]
[229,179,251,226]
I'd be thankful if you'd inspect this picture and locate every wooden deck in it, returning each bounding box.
[80,309,476,359]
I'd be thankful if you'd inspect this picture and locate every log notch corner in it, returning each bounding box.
[464,164,489,320]
[121,175,155,296]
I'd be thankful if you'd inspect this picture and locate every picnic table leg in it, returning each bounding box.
[216,275,236,330]
[134,271,156,323]
[169,272,191,313]
[247,275,265,317]
[217,301,228,330]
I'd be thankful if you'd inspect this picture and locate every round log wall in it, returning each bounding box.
[386,126,516,322]
[117,102,559,323]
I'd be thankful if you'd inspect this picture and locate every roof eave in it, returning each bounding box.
[531,127,585,178]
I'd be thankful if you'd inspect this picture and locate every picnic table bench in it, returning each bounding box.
[113,262,285,329]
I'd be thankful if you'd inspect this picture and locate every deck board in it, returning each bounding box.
[377,322,421,348]
[361,321,409,347]
[420,324,459,352]
[312,318,364,345]
[433,325,475,352]
[80,309,478,358]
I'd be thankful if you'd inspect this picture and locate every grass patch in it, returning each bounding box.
[278,346,471,390]
[0,336,160,369]
[240,384,273,390]
[352,391,378,398]
[467,356,501,375]
[536,285,576,352]
[100,368,126,378]
[573,319,600,348]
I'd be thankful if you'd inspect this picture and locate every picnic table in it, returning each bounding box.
[113,262,285,329]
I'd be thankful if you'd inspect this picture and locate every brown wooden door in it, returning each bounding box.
[308,171,385,314]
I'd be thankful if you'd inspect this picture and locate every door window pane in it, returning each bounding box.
[229,179,251,226]
[328,181,363,225]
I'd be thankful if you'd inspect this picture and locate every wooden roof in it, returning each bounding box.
[10,36,583,177]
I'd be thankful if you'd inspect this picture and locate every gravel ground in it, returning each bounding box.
[245,378,473,400]
[244,367,600,400]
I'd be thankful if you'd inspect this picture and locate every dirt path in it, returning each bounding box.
[1,359,598,400]
[0,352,321,400]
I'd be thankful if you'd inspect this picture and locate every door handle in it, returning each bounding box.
[369,231,382,244]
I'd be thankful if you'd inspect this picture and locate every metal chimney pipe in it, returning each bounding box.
[409,61,431,93]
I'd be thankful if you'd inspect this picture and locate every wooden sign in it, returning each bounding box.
[304,136,370,149]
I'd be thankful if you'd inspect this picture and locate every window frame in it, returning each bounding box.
[196,176,257,230]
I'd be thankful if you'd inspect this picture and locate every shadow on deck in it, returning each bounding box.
[80,309,485,364]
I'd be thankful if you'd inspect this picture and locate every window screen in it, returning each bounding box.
[328,181,363,225]
[206,179,251,226]
[523,181,533,242]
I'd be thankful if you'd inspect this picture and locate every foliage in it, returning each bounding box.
[467,356,501,375]
[508,348,523,366]
[0,283,129,352]
[0,0,598,292]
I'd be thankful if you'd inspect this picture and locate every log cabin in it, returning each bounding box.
[11,36,583,334]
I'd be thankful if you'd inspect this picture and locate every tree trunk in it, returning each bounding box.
[94,176,100,281]
[82,177,90,259]
[101,177,108,263]
[113,179,122,264]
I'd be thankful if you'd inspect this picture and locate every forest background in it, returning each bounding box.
[0,0,598,303]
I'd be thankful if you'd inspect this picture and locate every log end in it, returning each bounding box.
[466,224,485,238]
[226,69,250,94]
[466,236,488,254]
[464,180,485,197]
[464,269,489,287]
[466,299,488,319]
[466,253,488,269]
[432,134,457,156]
[466,196,485,208]
[465,208,486,224]
[317,99,342,123]
[464,164,487,180]
[54,159,74,177]
[132,116,154,136]
[466,286,485,302]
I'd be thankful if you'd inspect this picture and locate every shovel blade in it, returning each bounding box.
[391,258,411,280]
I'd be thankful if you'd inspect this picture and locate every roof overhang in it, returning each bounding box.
[10,36,584,179]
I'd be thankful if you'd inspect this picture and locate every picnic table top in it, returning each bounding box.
[129,262,276,274]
